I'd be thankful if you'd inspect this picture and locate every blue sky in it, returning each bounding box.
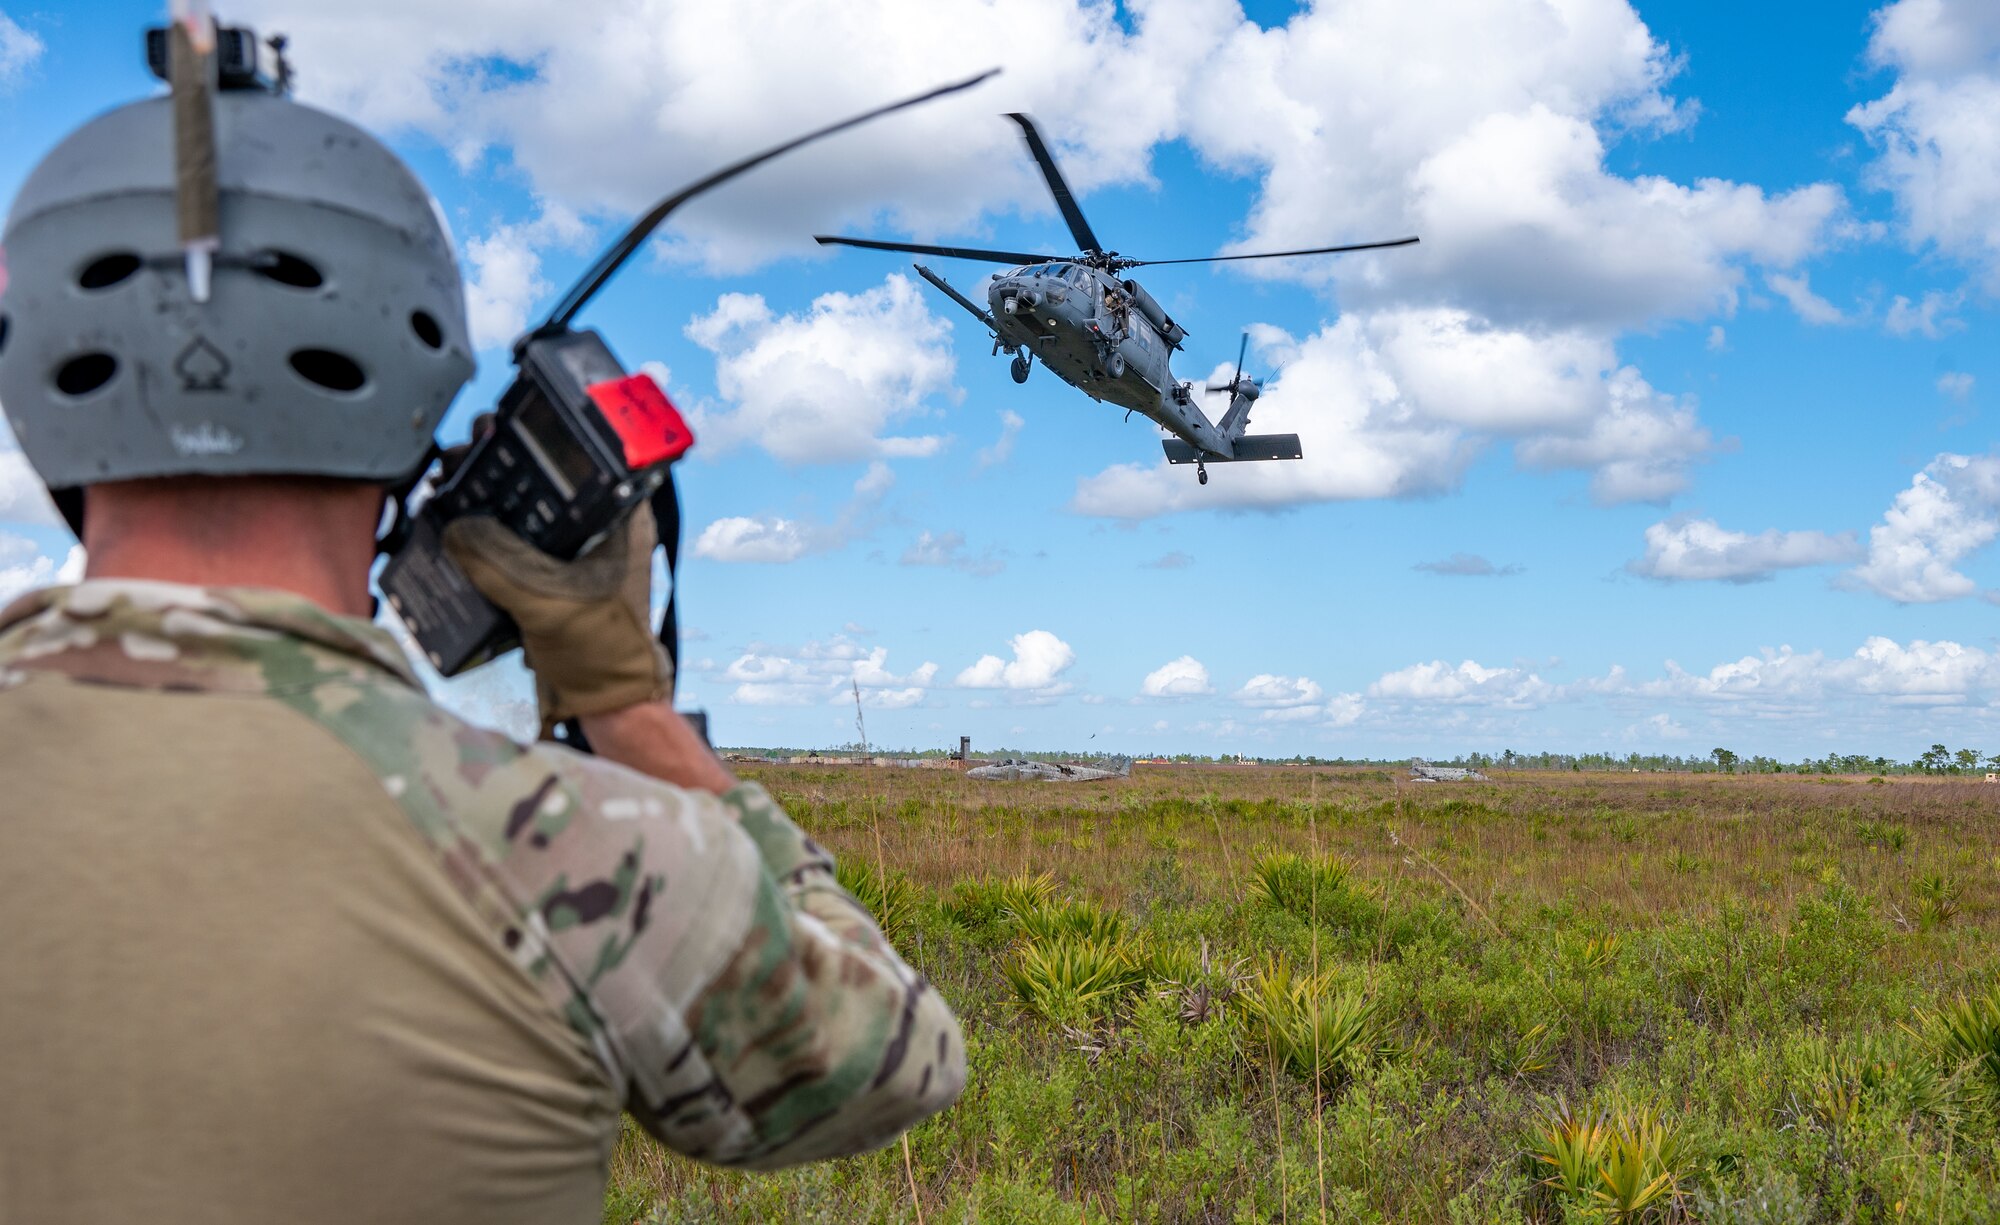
[3,0,1998,761]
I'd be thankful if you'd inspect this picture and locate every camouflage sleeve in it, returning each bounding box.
[651,782,968,1167]
[483,758,965,1170]
[276,667,963,1169]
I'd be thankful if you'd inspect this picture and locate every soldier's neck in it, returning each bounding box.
[81,477,383,620]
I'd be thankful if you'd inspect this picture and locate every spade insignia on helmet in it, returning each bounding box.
[175,337,230,392]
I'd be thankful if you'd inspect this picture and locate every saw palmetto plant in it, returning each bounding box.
[1908,981,2000,1099]
[1247,851,1358,919]
[1912,872,1963,931]
[1002,935,1146,1026]
[1532,1099,1690,1223]
[1012,898,1127,946]
[1236,956,1389,1090]
[833,858,921,947]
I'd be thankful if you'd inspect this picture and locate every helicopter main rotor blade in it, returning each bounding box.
[1005,113,1104,256]
[544,68,1000,328]
[814,235,1063,265]
[1122,235,1420,267]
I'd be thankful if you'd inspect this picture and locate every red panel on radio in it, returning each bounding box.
[586,373,694,469]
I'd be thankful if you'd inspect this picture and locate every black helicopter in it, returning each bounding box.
[816,113,1416,483]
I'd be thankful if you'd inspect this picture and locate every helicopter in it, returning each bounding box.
[816,113,1417,484]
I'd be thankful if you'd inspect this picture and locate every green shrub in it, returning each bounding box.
[1531,1099,1692,1223]
[1236,957,1389,1090]
[1002,936,1146,1026]
[1910,982,2000,1099]
[833,858,921,946]
[941,871,1056,941]
[1914,872,1963,930]
[1247,851,1354,918]
[1690,1168,1810,1225]
[1013,898,1125,945]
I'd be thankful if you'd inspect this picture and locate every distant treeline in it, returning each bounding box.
[722,742,1998,776]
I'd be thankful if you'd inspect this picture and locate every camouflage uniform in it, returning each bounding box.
[0,580,962,1224]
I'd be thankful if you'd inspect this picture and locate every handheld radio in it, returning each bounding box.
[378,329,689,676]
[378,69,997,680]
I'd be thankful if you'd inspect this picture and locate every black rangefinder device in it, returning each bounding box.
[379,327,692,676]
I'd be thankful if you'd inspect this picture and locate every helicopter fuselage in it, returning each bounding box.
[985,262,1232,456]
[818,112,1415,476]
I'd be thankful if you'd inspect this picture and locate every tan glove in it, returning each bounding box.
[441,506,670,738]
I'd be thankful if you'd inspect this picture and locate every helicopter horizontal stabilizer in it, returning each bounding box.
[1163,434,1302,465]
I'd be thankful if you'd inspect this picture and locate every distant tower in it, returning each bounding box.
[959,735,971,761]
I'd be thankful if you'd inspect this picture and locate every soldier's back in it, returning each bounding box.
[0,583,619,1225]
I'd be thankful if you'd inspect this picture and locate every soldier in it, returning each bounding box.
[0,28,962,1225]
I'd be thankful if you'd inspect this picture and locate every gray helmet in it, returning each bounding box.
[0,88,473,487]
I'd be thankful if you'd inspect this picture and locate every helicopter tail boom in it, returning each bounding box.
[1162,434,1302,465]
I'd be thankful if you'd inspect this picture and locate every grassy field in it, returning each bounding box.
[604,765,2000,1223]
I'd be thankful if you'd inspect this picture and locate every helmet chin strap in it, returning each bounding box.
[52,487,85,541]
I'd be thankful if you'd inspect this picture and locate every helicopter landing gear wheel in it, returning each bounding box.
[1010,353,1030,383]
[1105,351,1126,379]
[1197,463,1209,486]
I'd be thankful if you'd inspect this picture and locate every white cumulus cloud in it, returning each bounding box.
[237,0,1193,271]
[1140,655,1213,698]
[0,12,42,93]
[686,275,955,464]
[1849,0,2000,289]
[1074,316,1712,518]
[1231,672,1355,723]
[705,634,937,707]
[691,516,820,564]
[975,410,1025,470]
[955,629,1075,694]
[0,535,82,605]
[1178,0,1841,330]
[1845,452,2000,602]
[1369,659,1557,708]
[1234,673,1325,708]
[1645,637,2000,707]
[1629,517,1862,584]
[0,452,60,529]
[1766,271,1849,326]
[692,461,894,562]
[900,530,1003,576]
[1884,290,1964,338]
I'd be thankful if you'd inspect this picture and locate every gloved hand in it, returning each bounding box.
[442,506,670,739]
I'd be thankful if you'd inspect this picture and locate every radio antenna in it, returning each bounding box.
[168,0,220,302]
[537,67,999,334]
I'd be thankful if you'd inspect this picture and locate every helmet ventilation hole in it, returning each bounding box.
[255,251,325,289]
[409,310,444,350]
[54,352,119,397]
[288,348,366,393]
[78,253,142,290]
[0,315,9,357]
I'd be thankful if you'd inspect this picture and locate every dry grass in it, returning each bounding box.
[763,764,2000,939]
[600,765,2000,1224]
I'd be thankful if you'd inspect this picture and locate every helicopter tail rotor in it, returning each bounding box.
[1204,333,1266,440]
